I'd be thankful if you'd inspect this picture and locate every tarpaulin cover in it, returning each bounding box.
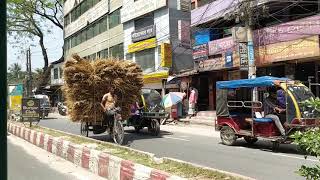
[216,76,288,89]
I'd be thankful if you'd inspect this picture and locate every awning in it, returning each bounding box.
[143,71,169,84]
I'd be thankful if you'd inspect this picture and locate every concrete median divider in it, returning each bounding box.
[7,122,254,180]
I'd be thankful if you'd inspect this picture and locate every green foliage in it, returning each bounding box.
[293,128,320,179]
[301,97,320,118]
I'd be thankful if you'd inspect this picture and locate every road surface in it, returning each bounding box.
[39,116,317,180]
[8,133,105,180]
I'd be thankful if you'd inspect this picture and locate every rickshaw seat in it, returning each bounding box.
[253,118,273,123]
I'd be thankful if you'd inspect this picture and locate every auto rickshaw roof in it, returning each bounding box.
[216,76,289,89]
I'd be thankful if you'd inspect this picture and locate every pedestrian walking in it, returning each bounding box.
[188,87,197,118]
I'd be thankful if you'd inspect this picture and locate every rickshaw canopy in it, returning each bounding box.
[216,76,288,89]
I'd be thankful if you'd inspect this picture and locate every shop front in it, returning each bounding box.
[255,35,320,96]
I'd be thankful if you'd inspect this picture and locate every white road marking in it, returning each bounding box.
[163,136,191,141]
[272,153,318,162]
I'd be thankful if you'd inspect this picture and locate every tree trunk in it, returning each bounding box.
[39,35,49,71]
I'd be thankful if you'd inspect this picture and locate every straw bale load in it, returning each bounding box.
[63,54,143,123]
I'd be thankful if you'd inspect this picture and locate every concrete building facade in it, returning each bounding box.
[63,0,124,60]
[121,0,193,91]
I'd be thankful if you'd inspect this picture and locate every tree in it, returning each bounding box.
[7,0,63,91]
[8,63,22,79]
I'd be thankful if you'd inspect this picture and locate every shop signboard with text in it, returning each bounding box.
[254,14,320,46]
[160,43,172,67]
[132,25,156,43]
[198,57,224,72]
[22,98,40,122]
[238,43,248,70]
[128,38,157,53]
[193,44,208,61]
[208,37,234,55]
[255,36,320,65]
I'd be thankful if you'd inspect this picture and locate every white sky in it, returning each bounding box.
[7,26,64,71]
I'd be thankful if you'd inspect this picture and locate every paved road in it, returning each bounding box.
[8,133,105,180]
[39,116,317,180]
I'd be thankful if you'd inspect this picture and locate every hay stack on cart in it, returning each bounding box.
[63,54,143,123]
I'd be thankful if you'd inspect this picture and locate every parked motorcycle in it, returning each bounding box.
[57,102,67,116]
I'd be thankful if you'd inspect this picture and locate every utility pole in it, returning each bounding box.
[241,0,258,101]
[26,48,33,97]
[0,0,7,179]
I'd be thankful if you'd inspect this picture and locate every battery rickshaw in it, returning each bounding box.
[215,76,320,150]
[124,88,169,136]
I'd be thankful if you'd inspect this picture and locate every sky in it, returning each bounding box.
[7,26,64,71]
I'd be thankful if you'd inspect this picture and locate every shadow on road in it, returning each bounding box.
[89,128,173,146]
[222,139,303,155]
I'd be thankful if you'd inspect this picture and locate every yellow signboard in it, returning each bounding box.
[128,38,157,53]
[10,95,22,111]
[160,43,172,67]
[143,71,169,84]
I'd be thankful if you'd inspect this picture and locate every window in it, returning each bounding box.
[53,68,59,79]
[76,6,81,18]
[110,43,123,59]
[99,17,108,33]
[80,2,86,15]
[71,10,76,22]
[81,30,87,43]
[125,53,133,60]
[93,23,99,37]
[59,67,63,78]
[109,9,121,29]
[87,26,94,39]
[64,14,70,26]
[135,48,155,73]
[99,48,108,59]
[134,13,154,30]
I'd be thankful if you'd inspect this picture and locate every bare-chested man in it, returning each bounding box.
[101,87,117,113]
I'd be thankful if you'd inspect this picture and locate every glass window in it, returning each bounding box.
[93,0,100,5]
[93,23,99,37]
[71,36,76,47]
[87,0,93,9]
[81,30,87,42]
[59,67,63,78]
[71,10,76,22]
[87,25,94,39]
[125,53,133,60]
[134,13,154,30]
[99,16,108,33]
[110,43,123,59]
[135,48,155,73]
[109,9,121,29]
[76,6,81,18]
[54,68,59,79]
[80,2,86,15]
[100,49,108,59]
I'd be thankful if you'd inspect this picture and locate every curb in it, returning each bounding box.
[163,157,256,180]
[7,123,184,180]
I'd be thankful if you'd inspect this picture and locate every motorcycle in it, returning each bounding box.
[57,102,67,116]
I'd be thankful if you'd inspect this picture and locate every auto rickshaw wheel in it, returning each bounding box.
[148,119,160,136]
[80,122,89,137]
[220,126,237,146]
[244,136,258,144]
[112,120,124,145]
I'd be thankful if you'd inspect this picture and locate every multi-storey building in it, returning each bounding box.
[63,0,124,60]
[186,0,320,111]
[121,0,193,93]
